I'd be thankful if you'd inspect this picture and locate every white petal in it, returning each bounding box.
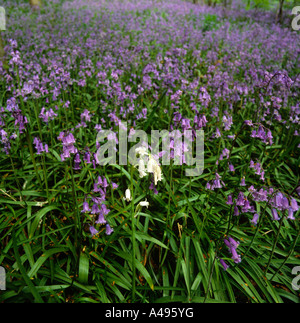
[139,199,149,208]
[123,188,132,202]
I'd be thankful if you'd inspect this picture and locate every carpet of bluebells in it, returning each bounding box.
[0,0,299,303]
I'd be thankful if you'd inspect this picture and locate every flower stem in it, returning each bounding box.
[264,216,284,275]
[270,222,300,281]
[130,166,136,300]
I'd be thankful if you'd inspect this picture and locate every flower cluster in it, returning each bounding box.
[76,109,93,128]
[249,124,273,146]
[0,129,17,155]
[249,160,265,182]
[57,132,77,161]
[247,186,298,223]
[269,192,299,221]
[0,0,298,278]
[135,147,163,186]
[39,107,58,123]
[206,173,225,190]
[33,137,49,155]
[224,236,241,264]
[12,108,28,134]
[82,175,117,237]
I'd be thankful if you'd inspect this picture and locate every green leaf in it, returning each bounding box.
[29,205,61,239]
[12,231,44,303]
[78,252,89,285]
[135,232,169,250]
[116,251,154,291]
[27,247,68,278]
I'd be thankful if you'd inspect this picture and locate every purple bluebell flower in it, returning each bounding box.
[92,159,96,169]
[220,148,230,160]
[0,129,11,155]
[248,185,256,194]
[226,194,233,205]
[93,182,100,193]
[96,176,103,187]
[228,236,240,249]
[240,177,246,186]
[291,198,299,212]
[63,133,76,146]
[105,223,114,235]
[91,204,100,215]
[81,109,92,122]
[73,153,81,170]
[10,133,17,140]
[281,196,289,210]
[89,225,98,237]
[59,132,77,161]
[102,177,109,188]
[98,188,106,199]
[249,205,256,213]
[67,135,77,149]
[111,182,118,189]
[257,125,265,140]
[229,163,235,172]
[215,128,221,138]
[219,258,229,271]
[194,114,208,129]
[236,192,245,206]
[234,206,239,216]
[149,181,158,194]
[251,130,257,138]
[57,132,64,141]
[33,137,48,155]
[212,173,223,189]
[92,195,105,205]
[230,246,242,264]
[222,115,233,131]
[287,207,295,220]
[245,120,253,126]
[275,193,283,209]
[242,199,252,213]
[82,201,91,213]
[39,107,57,123]
[271,208,280,221]
[83,152,91,164]
[95,212,107,225]
[266,130,273,145]
[224,238,231,249]
[250,213,259,225]
[254,163,262,175]
[259,189,269,201]
[224,236,241,264]
[100,204,110,216]
[251,125,273,146]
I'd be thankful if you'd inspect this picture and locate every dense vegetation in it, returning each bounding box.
[0,0,299,303]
